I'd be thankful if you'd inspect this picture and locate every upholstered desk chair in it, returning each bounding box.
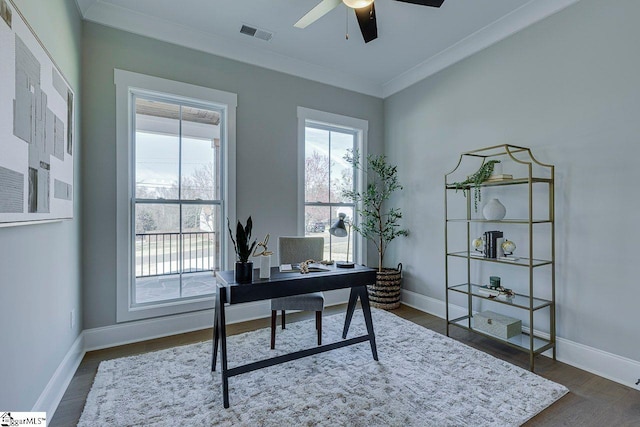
[270,236,325,349]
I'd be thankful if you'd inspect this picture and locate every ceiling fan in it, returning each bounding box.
[295,0,446,44]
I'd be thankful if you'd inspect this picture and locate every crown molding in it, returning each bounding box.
[382,0,582,97]
[75,0,581,99]
[77,0,383,98]
[74,0,98,16]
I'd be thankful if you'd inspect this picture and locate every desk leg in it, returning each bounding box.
[212,291,221,371]
[359,286,378,361]
[218,292,230,408]
[211,288,230,407]
[342,287,359,339]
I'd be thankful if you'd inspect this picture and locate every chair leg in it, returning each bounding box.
[270,310,276,349]
[281,310,286,329]
[316,311,322,346]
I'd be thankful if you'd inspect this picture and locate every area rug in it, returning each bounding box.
[78,309,567,426]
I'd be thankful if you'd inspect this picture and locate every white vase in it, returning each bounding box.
[482,198,506,220]
[259,255,271,279]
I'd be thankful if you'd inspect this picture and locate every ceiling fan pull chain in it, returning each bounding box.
[345,7,349,40]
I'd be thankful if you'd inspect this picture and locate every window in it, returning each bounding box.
[115,70,237,322]
[133,95,221,304]
[297,107,367,265]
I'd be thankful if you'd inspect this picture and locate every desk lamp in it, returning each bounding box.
[329,213,354,268]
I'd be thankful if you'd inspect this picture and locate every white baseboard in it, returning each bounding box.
[400,288,466,319]
[401,289,640,392]
[32,333,85,417]
[554,336,640,391]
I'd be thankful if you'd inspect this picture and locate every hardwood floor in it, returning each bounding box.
[50,305,640,426]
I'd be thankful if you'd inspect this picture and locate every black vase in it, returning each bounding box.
[235,261,253,283]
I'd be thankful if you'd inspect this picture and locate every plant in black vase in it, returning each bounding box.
[227,216,257,283]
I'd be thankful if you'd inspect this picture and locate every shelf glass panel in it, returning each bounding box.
[445,177,552,189]
[446,218,552,224]
[448,283,552,310]
[447,251,552,267]
[449,317,552,353]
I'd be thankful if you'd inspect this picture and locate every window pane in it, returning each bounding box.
[181,106,221,201]
[134,202,218,304]
[304,122,358,265]
[133,98,224,307]
[305,205,329,235]
[134,203,180,278]
[180,204,218,298]
[180,271,216,299]
[134,203,180,303]
[304,205,354,263]
[181,204,220,274]
[329,131,354,203]
[135,99,180,199]
[305,205,329,261]
[305,127,330,203]
[330,206,354,263]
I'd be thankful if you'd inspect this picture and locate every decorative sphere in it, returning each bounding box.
[501,239,516,254]
[472,237,484,251]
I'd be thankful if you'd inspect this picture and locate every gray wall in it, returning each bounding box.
[5,0,637,412]
[81,23,384,329]
[0,0,82,410]
[384,0,639,360]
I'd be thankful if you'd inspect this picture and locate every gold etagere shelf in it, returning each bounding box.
[444,144,556,371]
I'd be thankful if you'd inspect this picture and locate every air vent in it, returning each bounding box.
[240,24,256,36]
[240,24,273,42]
[254,29,272,41]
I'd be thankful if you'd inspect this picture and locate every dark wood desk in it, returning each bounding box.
[212,264,378,408]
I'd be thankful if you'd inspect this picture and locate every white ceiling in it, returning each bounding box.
[75,0,579,98]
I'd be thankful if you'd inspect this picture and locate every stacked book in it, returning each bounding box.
[477,287,500,297]
[485,174,513,182]
[483,230,503,258]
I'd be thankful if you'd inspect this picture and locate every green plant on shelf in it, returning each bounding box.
[451,160,500,212]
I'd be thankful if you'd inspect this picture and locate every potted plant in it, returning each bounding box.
[343,150,409,309]
[227,216,257,283]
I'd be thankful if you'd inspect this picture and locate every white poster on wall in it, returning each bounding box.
[0,0,74,225]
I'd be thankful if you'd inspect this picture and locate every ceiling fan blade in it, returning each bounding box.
[295,0,342,28]
[354,3,377,43]
[394,0,445,7]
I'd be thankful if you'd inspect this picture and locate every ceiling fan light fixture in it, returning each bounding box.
[342,0,374,9]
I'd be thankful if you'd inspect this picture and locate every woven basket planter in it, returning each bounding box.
[367,263,402,310]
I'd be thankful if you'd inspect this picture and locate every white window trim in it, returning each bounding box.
[296,106,368,266]
[114,69,237,322]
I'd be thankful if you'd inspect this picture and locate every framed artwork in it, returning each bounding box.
[0,0,74,226]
